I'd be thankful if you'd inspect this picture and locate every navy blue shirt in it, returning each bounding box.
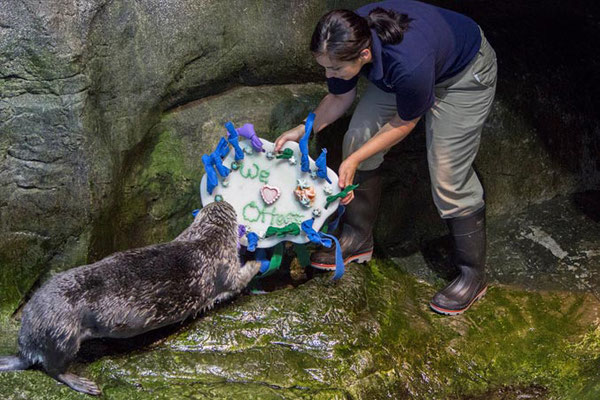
[327,0,481,120]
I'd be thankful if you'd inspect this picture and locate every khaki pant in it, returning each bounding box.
[343,28,497,218]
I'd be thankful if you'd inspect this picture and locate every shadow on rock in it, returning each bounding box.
[421,234,458,281]
[75,319,193,365]
[572,190,600,223]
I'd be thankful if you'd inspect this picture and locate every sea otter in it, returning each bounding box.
[0,201,261,395]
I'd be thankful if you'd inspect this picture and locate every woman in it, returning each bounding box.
[274,0,497,315]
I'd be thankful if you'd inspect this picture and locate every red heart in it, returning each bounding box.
[260,185,281,205]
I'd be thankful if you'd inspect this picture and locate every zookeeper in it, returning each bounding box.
[274,0,497,315]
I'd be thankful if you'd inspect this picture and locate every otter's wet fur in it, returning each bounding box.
[0,201,261,395]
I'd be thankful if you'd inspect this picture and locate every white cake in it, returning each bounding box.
[200,137,340,248]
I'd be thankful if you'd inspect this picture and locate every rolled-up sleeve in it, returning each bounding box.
[326,75,359,95]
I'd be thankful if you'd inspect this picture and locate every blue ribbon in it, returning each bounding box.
[299,112,315,173]
[327,205,346,233]
[315,148,331,183]
[259,260,271,274]
[201,137,231,195]
[192,209,201,218]
[327,233,344,281]
[225,122,244,161]
[246,232,259,252]
[301,219,332,247]
[301,218,345,280]
[254,248,271,274]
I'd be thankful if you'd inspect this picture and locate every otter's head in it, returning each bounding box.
[176,200,238,242]
[197,200,237,227]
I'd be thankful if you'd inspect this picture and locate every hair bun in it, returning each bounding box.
[366,7,413,45]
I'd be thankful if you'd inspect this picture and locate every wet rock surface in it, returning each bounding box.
[402,194,600,298]
[1,194,599,399]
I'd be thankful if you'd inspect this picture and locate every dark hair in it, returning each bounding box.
[310,7,413,61]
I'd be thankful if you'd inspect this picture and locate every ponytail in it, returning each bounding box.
[311,7,412,62]
[366,7,413,45]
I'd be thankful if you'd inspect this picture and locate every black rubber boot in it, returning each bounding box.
[311,168,382,270]
[430,206,488,315]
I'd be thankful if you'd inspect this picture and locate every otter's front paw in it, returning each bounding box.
[248,260,262,275]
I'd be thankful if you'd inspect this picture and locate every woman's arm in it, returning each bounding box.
[274,88,357,152]
[338,113,420,204]
[312,88,357,132]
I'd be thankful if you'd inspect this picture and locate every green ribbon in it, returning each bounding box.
[260,243,284,277]
[265,223,301,238]
[293,243,311,268]
[275,148,294,159]
[325,184,359,209]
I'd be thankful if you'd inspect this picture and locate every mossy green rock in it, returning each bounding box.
[98,83,328,254]
[2,195,597,399]
[0,260,598,399]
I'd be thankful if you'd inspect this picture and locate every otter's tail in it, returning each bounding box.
[0,355,32,371]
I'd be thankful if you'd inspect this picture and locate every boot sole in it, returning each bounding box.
[429,285,488,316]
[310,250,373,270]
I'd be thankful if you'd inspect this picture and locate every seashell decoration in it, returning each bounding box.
[294,183,316,208]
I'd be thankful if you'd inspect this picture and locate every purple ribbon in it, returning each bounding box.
[237,123,264,152]
[237,225,247,250]
[201,137,230,194]
[225,122,244,161]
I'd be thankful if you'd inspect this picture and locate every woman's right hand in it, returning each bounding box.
[274,124,306,152]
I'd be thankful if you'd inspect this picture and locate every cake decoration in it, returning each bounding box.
[260,185,281,205]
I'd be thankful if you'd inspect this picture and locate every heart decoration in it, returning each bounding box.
[260,185,281,205]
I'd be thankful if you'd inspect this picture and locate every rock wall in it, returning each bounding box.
[0,0,101,314]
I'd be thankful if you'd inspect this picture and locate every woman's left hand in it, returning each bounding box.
[338,156,359,205]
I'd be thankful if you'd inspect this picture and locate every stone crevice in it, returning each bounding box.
[14,183,58,192]
[6,150,62,165]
